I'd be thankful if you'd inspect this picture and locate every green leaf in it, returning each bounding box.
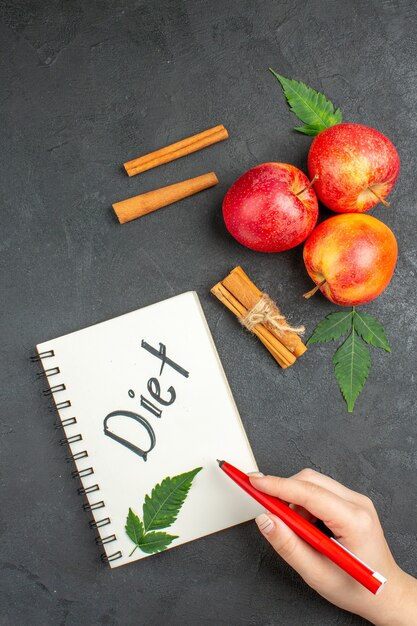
[333,331,371,413]
[125,510,176,556]
[270,69,342,135]
[353,310,391,352]
[126,467,202,556]
[136,531,178,554]
[307,310,353,345]
[125,508,144,545]
[294,125,326,136]
[143,467,202,532]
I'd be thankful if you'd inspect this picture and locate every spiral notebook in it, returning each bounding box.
[35,292,261,568]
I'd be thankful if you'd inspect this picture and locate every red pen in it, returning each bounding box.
[217,460,386,595]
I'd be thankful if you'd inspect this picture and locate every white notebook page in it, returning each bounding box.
[37,291,262,568]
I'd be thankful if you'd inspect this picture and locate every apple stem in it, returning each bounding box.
[296,174,319,197]
[303,278,327,300]
[368,187,390,207]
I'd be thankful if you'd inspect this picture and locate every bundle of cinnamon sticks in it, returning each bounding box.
[211,267,306,368]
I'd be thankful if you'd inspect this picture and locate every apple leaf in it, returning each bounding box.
[307,310,353,345]
[143,467,202,532]
[270,69,342,135]
[309,307,390,412]
[293,125,326,137]
[125,508,144,545]
[126,467,202,556]
[333,330,371,413]
[353,310,391,352]
[134,531,178,554]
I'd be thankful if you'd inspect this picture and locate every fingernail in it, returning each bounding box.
[248,471,264,477]
[256,513,274,535]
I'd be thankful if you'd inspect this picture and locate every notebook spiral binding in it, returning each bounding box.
[33,349,122,564]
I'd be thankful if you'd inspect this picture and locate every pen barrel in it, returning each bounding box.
[221,462,385,595]
[315,536,384,595]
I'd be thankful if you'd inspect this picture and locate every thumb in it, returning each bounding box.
[255,513,328,581]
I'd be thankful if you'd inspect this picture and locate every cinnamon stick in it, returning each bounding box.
[113,172,218,224]
[223,267,307,357]
[124,125,229,177]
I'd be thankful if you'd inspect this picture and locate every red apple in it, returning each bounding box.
[303,214,397,306]
[222,163,318,252]
[308,123,400,213]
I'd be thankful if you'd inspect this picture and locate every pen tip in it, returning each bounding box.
[216,459,224,467]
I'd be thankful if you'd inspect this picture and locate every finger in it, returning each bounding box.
[255,513,330,586]
[289,503,317,524]
[250,475,358,537]
[290,468,367,506]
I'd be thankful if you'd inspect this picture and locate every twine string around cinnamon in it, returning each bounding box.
[239,293,305,335]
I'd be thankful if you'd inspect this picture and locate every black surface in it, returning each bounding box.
[1,1,416,624]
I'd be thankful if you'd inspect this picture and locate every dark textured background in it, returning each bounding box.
[1,1,416,624]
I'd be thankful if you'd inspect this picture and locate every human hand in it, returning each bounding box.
[249,469,417,626]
